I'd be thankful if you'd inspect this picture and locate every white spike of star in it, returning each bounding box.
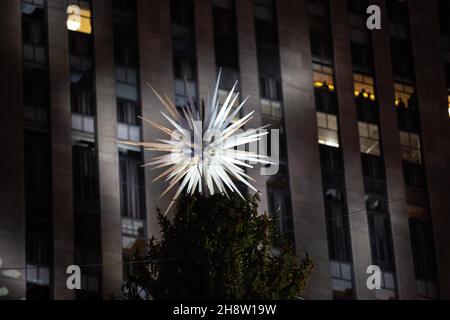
[120,70,270,214]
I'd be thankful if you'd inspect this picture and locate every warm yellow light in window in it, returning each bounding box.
[394,82,414,108]
[313,63,334,91]
[353,73,375,100]
[67,4,92,34]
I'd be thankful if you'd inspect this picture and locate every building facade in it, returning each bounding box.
[0,0,449,300]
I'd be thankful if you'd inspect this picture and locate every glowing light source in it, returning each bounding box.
[120,71,271,213]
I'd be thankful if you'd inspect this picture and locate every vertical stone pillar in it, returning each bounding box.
[277,0,332,299]
[48,0,75,300]
[137,0,174,235]
[93,0,123,298]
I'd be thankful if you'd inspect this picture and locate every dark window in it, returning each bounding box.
[26,235,52,266]
[320,145,343,171]
[361,154,384,180]
[346,0,368,15]
[259,75,281,100]
[386,0,409,26]
[403,162,426,189]
[113,0,137,19]
[117,99,140,125]
[119,151,146,219]
[69,32,92,57]
[367,211,395,271]
[409,219,438,283]
[73,144,100,212]
[351,42,373,74]
[213,1,239,69]
[71,87,95,115]
[397,106,420,132]
[325,201,352,262]
[308,0,333,63]
[315,86,338,114]
[390,39,415,82]
[22,18,46,46]
[25,131,51,205]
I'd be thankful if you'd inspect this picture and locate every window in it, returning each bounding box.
[330,260,353,300]
[119,152,146,219]
[313,63,334,91]
[308,0,333,64]
[358,122,380,156]
[114,40,138,67]
[390,38,415,82]
[116,66,138,101]
[213,1,239,70]
[347,0,368,15]
[317,112,339,147]
[400,131,421,164]
[260,75,281,100]
[367,211,395,272]
[313,64,337,114]
[386,0,409,26]
[22,0,45,13]
[73,144,100,212]
[71,89,95,133]
[174,78,197,108]
[25,132,51,205]
[113,0,136,17]
[394,82,415,109]
[403,162,426,191]
[361,154,385,192]
[71,87,95,115]
[325,202,352,262]
[67,1,92,34]
[24,69,49,125]
[69,32,94,87]
[409,218,439,299]
[117,99,140,125]
[354,73,375,101]
[320,145,343,171]
[351,42,373,74]
[122,217,146,279]
[22,18,47,64]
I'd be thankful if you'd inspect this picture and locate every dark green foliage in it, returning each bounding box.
[122,193,313,300]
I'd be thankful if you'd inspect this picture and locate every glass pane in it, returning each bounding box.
[358,122,369,138]
[410,134,421,149]
[368,124,379,140]
[399,131,410,147]
[327,114,338,131]
[316,112,327,129]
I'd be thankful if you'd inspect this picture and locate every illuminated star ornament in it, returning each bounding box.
[121,70,270,213]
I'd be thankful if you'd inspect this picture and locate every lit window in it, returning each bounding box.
[394,82,415,108]
[358,122,380,156]
[317,112,339,148]
[400,131,421,164]
[67,1,92,34]
[313,63,334,91]
[354,73,375,100]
